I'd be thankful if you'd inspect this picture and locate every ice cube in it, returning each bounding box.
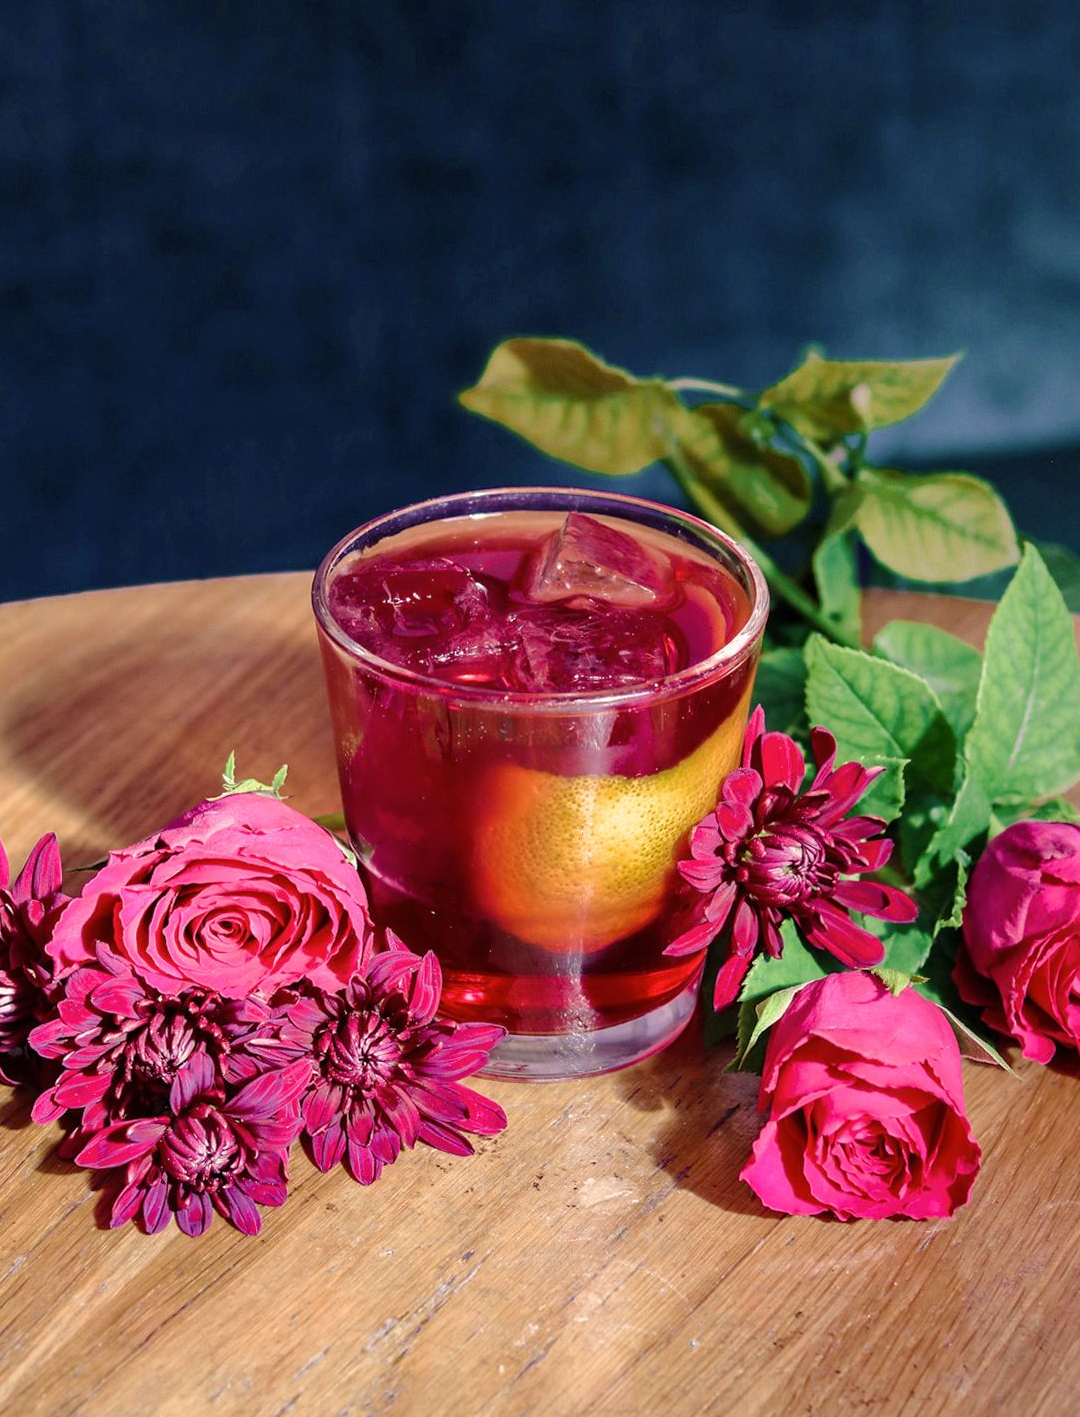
[521,512,675,610]
[505,606,679,693]
[329,556,506,680]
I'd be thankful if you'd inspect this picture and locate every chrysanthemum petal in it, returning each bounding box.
[704,878,739,925]
[310,1120,347,1172]
[712,952,752,1011]
[346,1139,382,1185]
[741,704,766,768]
[12,832,63,905]
[677,857,727,891]
[758,732,806,794]
[304,1081,346,1135]
[417,1118,474,1157]
[108,1181,144,1228]
[216,1185,263,1235]
[663,918,717,958]
[142,1177,170,1234]
[89,975,146,1016]
[809,726,838,780]
[731,898,760,956]
[169,1048,217,1112]
[227,1058,311,1120]
[803,902,886,968]
[408,951,442,1024]
[831,880,919,922]
[367,949,421,995]
[175,1191,213,1237]
[816,762,883,824]
[76,1118,168,1170]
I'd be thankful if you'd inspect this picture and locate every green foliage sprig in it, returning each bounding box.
[459,339,1027,647]
[459,337,1080,1067]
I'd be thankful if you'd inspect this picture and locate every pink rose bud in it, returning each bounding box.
[957,820,1080,1063]
[47,794,372,998]
[741,971,981,1221]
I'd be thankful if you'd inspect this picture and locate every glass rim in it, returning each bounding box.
[311,486,770,711]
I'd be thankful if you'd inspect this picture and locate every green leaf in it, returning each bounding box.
[872,967,914,997]
[804,636,956,817]
[918,774,991,887]
[912,851,970,934]
[874,620,982,740]
[737,920,838,1007]
[214,753,289,801]
[458,338,682,476]
[812,530,862,649]
[962,544,1080,804]
[727,921,840,1073]
[753,646,808,740]
[673,402,812,537]
[852,467,1020,583]
[759,352,960,443]
[990,796,1080,831]
[1033,539,1080,613]
[915,942,1017,1074]
[730,986,802,1071]
[920,547,1080,877]
[877,921,934,975]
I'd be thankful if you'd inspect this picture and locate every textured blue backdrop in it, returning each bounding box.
[3,1,1079,599]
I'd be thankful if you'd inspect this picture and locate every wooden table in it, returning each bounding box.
[1,577,1078,1417]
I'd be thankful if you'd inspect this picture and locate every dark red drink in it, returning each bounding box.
[313,490,767,1078]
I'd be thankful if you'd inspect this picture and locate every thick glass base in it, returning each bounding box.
[479,976,700,1081]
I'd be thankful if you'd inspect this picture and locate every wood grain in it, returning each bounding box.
[1,577,1078,1417]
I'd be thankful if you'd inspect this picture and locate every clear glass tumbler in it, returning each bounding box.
[312,487,767,1079]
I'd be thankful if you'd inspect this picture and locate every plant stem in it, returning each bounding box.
[801,434,849,495]
[667,376,747,400]
[664,449,861,650]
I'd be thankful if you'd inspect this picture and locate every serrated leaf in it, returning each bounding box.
[963,544,1080,804]
[1033,540,1080,614]
[898,790,948,879]
[737,920,838,1008]
[459,338,682,476]
[990,796,1080,831]
[753,646,809,741]
[874,620,982,739]
[853,468,1019,583]
[804,636,956,818]
[812,527,862,649]
[727,921,839,1074]
[730,986,802,1070]
[872,967,913,996]
[915,943,1017,1074]
[214,755,289,801]
[874,920,934,975]
[918,774,991,887]
[920,548,1080,877]
[759,352,959,443]
[674,402,812,537]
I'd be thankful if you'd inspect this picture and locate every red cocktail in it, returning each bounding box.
[313,489,767,1078]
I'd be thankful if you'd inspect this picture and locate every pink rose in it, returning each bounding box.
[48,794,371,998]
[741,971,980,1220]
[956,820,1080,1063]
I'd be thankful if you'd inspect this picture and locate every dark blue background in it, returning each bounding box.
[3,2,1079,601]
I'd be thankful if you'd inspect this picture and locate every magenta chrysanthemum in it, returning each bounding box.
[29,946,260,1132]
[667,706,918,1009]
[272,932,507,1184]
[0,833,65,1086]
[75,1059,311,1236]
